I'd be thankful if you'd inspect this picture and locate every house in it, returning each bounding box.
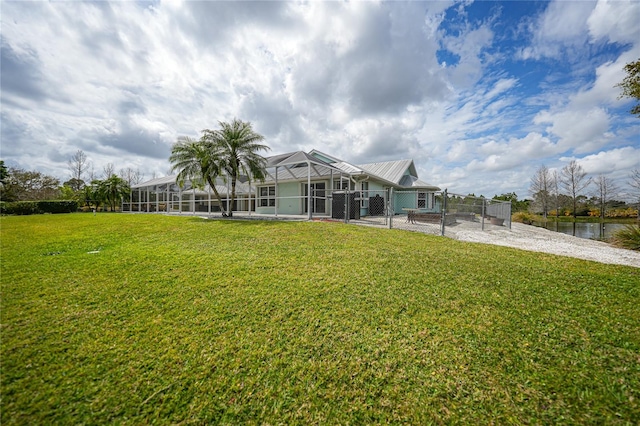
[125,150,440,219]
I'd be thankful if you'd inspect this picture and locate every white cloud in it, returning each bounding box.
[575,147,640,175]
[587,0,640,44]
[534,107,611,153]
[518,0,595,61]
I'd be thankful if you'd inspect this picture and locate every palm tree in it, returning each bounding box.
[97,175,130,212]
[201,119,270,217]
[169,136,228,216]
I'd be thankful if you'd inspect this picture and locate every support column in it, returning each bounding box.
[307,161,312,220]
[226,173,230,216]
[441,189,448,236]
[275,166,279,217]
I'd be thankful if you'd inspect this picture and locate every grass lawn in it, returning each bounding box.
[1,213,639,424]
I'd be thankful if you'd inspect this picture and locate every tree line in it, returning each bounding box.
[529,161,640,220]
[0,153,141,212]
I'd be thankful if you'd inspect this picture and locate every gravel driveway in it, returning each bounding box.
[446,222,640,268]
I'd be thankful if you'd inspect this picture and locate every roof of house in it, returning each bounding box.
[131,175,176,188]
[133,149,439,191]
[357,159,416,186]
[132,174,251,194]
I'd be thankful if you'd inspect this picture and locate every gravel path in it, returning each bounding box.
[446,222,640,268]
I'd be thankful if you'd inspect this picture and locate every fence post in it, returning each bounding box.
[344,188,349,224]
[388,188,393,229]
[440,189,447,236]
[481,198,486,231]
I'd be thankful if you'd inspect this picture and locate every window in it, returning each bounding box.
[258,185,275,207]
[417,192,434,209]
[333,179,352,190]
[418,192,427,209]
[361,182,369,208]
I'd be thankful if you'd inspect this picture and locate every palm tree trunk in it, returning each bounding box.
[206,177,228,217]
[229,177,237,218]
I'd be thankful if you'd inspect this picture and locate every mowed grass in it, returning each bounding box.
[1,214,639,424]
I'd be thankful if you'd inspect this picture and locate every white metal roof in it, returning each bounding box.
[133,150,440,191]
[131,175,176,188]
[357,159,415,186]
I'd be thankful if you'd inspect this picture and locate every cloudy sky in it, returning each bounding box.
[2,0,639,199]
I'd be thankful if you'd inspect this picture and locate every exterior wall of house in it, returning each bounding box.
[359,180,386,216]
[392,190,439,213]
[255,181,302,215]
[276,181,303,215]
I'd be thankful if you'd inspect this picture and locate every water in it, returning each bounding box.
[532,221,627,240]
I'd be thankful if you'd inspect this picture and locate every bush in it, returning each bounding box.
[1,200,78,215]
[611,224,640,251]
[37,200,78,214]
[512,211,542,224]
[3,201,41,215]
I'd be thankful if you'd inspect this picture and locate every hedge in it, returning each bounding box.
[0,200,79,215]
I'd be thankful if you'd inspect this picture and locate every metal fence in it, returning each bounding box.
[123,186,511,235]
[334,189,512,235]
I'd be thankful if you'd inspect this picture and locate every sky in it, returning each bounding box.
[1,0,639,200]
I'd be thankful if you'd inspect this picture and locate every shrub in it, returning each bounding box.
[512,211,542,224]
[611,224,640,251]
[3,201,41,215]
[37,200,78,214]
[1,200,78,215]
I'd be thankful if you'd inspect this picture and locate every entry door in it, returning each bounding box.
[303,182,326,214]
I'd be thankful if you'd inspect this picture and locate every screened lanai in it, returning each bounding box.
[258,151,353,218]
[122,150,354,219]
[123,175,254,214]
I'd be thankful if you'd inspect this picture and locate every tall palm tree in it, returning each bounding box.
[201,119,270,217]
[169,136,229,216]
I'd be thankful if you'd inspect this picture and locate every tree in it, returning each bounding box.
[67,149,89,187]
[492,192,529,213]
[169,136,228,216]
[83,182,101,210]
[630,169,640,198]
[529,165,553,218]
[551,170,561,217]
[616,58,640,118]
[201,119,270,217]
[592,174,619,219]
[0,167,60,201]
[560,160,592,219]
[119,167,144,186]
[0,160,8,186]
[96,175,130,212]
[63,178,85,192]
[102,163,115,179]
[630,168,640,223]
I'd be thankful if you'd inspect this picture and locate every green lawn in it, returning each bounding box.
[1,213,639,424]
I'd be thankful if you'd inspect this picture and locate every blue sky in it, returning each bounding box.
[1,0,639,200]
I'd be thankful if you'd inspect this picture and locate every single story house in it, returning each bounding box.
[125,149,440,219]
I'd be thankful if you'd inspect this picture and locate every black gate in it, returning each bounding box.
[331,191,360,220]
